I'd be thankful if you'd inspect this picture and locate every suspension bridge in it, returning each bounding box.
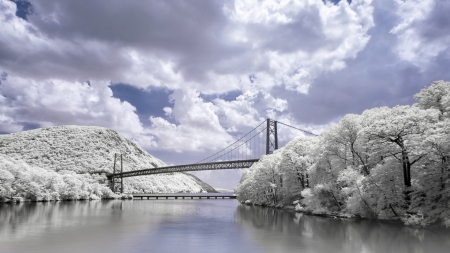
[108,118,316,193]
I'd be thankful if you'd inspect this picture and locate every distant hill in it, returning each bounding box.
[0,125,215,201]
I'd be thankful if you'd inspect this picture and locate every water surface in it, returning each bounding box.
[1,198,449,253]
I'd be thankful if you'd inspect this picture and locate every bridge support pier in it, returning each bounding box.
[110,154,124,194]
[266,119,278,155]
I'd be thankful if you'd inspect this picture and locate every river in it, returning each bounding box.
[1,198,449,253]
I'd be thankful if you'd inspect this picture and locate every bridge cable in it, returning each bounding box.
[195,119,266,163]
[277,121,318,136]
[210,127,266,162]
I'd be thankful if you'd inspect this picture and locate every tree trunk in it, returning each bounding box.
[395,138,412,206]
[394,137,411,187]
[350,143,370,176]
[441,156,447,190]
[401,150,412,187]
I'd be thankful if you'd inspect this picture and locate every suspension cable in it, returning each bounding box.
[210,127,266,162]
[195,119,317,164]
[277,121,318,136]
[195,119,266,163]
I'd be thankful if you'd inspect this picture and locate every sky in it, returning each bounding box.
[1,0,450,189]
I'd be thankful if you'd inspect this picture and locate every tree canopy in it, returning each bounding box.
[236,81,450,227]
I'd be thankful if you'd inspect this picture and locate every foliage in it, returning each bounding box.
[236,80,450,227]
[0,126,214,201]
[0,154,115,201]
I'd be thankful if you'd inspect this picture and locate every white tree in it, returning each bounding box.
[414,80,450,120]
[279,136,317,201]
[360,106,439,188]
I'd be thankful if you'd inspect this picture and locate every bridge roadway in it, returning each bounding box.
[110,159,259,178]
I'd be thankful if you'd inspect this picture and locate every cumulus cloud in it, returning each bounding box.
[0,74,142,137]
[1,0,374,94]
[224,0,375,92]
[144,87,322,154]
[147,89,234,152]
[213,90,288,131]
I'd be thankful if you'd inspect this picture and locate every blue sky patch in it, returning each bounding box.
[110,83,173,125]
[200,90,242,103]
[11,0,32,20]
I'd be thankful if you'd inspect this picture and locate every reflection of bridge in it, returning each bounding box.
[108,118,316,193]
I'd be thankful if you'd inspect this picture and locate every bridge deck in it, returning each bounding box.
[110,159,259,178]
[132,193,236,200]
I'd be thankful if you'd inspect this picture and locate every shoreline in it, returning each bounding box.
[238,201,450,228]
[0,191,225,204]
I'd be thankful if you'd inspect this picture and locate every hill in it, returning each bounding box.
[0,125,216,201]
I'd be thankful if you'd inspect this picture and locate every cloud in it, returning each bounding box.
[1,0,374,95]
[213,90,287,131]
[278,0,450,125]
[163,107,172,117]
[0,0,186,88]
[147,89,234,152]
[1,0,446,125]
[0,74,142,137]
[221,0,375,92]
[143,87,322,155]
[390,0,450,68]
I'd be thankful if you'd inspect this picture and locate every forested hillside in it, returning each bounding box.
[236,81,450,227]
[0,126,215,201]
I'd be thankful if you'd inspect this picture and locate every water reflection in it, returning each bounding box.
[0,201,118,240]
[0,200,163,253]
[0,200,252,253]
[235,204,450,253]
[1,200,449,253]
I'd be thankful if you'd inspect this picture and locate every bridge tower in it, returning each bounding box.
[111,153,124,193]
[266,118,278,155]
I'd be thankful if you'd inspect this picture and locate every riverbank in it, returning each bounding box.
[0,193,134,203]
[238,200,447,228]
[241,201,359,218]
